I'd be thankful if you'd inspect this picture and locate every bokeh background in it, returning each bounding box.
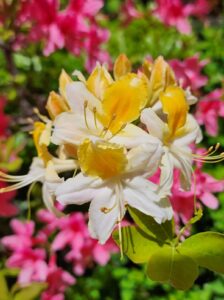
[0,0,224,299]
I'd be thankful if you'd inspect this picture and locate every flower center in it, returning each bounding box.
[77,139,128,179]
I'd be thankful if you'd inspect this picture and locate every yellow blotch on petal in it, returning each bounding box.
[86,63,113,100]
[78,139,127,179]
[33,122,52,165]
[148,56,176,106]
[100,73,148,134]
[113,54,132,80]
[59,69,73,99]
[160,86,189,139]
[46,91,70,120]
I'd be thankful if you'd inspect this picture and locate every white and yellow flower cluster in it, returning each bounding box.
[1,54,222,244]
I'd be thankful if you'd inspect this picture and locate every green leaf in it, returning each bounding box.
[0,273,10,300]
[147,248,199,290]
[113,226,169,263]
[14,282,47,300]
[128,207,173,243]
[179,232,224,274]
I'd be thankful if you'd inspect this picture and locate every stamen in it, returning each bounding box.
[93,107,98,129]
[84,100,90,129]
[100,202,117,213]
[115,182,124,260]
[33,108,49,123]
[101,114,117,137]
[107,123,127,141]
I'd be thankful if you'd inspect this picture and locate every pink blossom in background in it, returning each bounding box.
[0,97,9,137]
[153,0,211,34]
[120,0,143,25]
[1,0,110,71]
[51,212,118,275]
[1,210,117,298]
[41,255,75,300]
[169,54,208,91]
[195,89,224,136]
[153,0,193,34]
[184,0,211,19]
[0,182,18,217]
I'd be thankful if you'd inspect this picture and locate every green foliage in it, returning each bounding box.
[147,248,199,290]
[113,208,224,290]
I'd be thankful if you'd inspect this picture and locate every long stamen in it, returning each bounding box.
[107,123,127,141]
[93,107,98,129]
[84,100,89,129]
[101,114,116,137]
[33,108,49,123]
[180,143,224,164]
[115,182,124,260]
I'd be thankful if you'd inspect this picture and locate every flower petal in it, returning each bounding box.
[141,108,165,141]
[124,176,172,223]
[88,186,121,244]
[55,173,102,205]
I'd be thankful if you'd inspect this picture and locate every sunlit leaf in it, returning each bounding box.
[14,282,47,300]
[113,226,170,263]
[147,247,199,290]
[179,232,224,273]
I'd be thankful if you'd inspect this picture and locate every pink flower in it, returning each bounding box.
[170,168,224,225]
[0,182,18,217]
[0,97,9,137]
[169,54,208,91]
[195,89,224,136]
[3,0,110,71]
[41,255,75,300]
[184,0,211,19]
[51,212,118,275]
[120,0,143,25]
[153,0,192,34]
[153,0,211,34]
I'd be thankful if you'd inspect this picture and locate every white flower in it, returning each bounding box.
[55,139,172,244]
[140,86,202,192]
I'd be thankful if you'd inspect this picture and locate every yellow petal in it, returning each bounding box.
[59,69,73,99]
[86,63,113,100]
[33,122,52,165]
[78,139,127,179]
[46,91,70,120]
[160,86,189,138]
[100,73,148,134]
[148,56,176,106]
[113,54,132,80]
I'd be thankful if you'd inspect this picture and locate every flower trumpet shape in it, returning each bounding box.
[56,139,172,244]
[141,86,202,192]
[0,122,77,214]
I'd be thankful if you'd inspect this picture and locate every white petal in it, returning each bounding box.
[88,186,121,244]
[123,176,172,223]
[158,150,174,198]
[66,82,101,113]
[42,182,63,217]
[170,146,193,191]
[126,142,163,177]
[110,124,153,148]
[55,173,102,205]
[51,112,90,145]
[174,114,202,146]
[141,108,165,141]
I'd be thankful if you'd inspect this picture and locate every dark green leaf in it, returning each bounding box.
[128,207,173,243]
